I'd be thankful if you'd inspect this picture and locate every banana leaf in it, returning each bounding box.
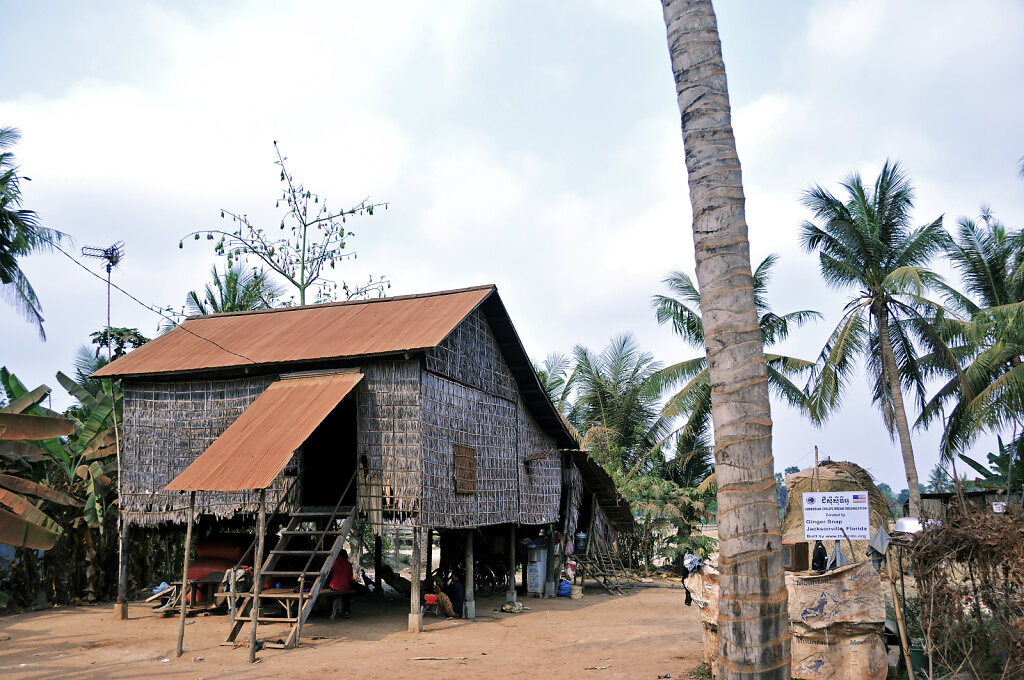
[0,473,82,507]
[0,441,51,463]
[0,488,64,535]
[0,505,61,550]
[56,371,99,411]
[77,394,113,446]
[79,428,116,459]
[0,413,75,440]
[0,384,51,414]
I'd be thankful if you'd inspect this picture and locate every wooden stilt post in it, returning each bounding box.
[506,524,516,604]
[373,533,383,598]
[249,489,266,663]
[408,526,423,632]
[544,526,556,597]
[464,529,475,619]
[425,527,434,584]
[176,491,195,658]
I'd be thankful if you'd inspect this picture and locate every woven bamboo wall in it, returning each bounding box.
[517,398,560,525]
[420,371,518,528]
[121,375,293,526]
[425,308,517,402]
[356,359,422,525]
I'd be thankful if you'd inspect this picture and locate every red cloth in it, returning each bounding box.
[329,555,354,592]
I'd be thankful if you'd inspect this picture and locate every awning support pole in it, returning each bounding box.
[176,491,195,658]
[249,489,266,663]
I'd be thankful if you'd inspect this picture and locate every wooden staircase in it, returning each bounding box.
[224,505,356,649]
[579,541,634,595]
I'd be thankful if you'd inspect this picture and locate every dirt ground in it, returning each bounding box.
[0,582,704,680]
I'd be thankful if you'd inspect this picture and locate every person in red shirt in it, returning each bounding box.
[329,549,354,619]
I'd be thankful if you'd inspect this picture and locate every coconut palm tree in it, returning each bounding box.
[533,352,578,421]
[0,127,66,339]
[801,160,948,518]
[571,334,669,477]
[161,263,283,332]
[919,208,1024,462]
[662,1,790,676]
[186,263,283,315]
[652,255,820,463]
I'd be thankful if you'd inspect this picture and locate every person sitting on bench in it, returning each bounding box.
[329,549,354,619]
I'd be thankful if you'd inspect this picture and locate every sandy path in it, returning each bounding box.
[0,583,703,680]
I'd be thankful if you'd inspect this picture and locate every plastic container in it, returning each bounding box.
[574,532,588,552]
[570,584,583,600]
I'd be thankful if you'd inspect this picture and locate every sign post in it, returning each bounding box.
[802,491,870,541]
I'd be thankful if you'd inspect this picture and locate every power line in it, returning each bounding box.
[44,238,257,365]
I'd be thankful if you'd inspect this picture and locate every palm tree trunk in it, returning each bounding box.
[662,2,789,678]
[875,306,922,517]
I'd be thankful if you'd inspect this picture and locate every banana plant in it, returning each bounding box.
[0,374,79,550]
[0,367,120,535]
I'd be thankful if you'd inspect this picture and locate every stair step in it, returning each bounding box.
[279,529,345,536]
[218,591,306,600]
[261,570,321,577]
[234,614,299,623]
[270,549,332,555]
[292,506,353,517]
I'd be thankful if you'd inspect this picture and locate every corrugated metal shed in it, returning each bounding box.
[164,372,362,492]
[94,286,493,378]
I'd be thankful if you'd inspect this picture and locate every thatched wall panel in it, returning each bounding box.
[425,309,517,401]
[517,397,560,525]
[356,360,421,526]
[121,375,293,526]
[420,372,518,528]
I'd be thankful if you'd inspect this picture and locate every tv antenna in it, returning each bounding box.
[81,242,125,364]
[81,241,129,618]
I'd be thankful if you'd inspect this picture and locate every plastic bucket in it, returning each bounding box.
[570,585,583,600]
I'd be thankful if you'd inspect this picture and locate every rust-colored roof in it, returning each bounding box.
[95,286,494,378]
[164,372,362,492]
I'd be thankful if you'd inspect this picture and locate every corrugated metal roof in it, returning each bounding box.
[164,372,362,492]
[95,286,494,378]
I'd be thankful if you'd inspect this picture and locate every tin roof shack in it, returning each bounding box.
[96,285,576,649]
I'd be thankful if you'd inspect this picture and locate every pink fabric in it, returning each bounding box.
[329,555,354,592]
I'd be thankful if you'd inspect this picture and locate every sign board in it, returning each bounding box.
[993,501,1007,514]
[803,491,870,540]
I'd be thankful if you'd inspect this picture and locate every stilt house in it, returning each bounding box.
[96,285,578,645]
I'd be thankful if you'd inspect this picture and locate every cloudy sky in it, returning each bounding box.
[3,1,1022,491]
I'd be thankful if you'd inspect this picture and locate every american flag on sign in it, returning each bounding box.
[851,492,867,503]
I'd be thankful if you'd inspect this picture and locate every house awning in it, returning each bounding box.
[164,372,363,492]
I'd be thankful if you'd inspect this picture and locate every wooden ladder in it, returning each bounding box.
[580,542,633,595]
[224,505,356,649]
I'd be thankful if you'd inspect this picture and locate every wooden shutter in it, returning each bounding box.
[453,444,477,493]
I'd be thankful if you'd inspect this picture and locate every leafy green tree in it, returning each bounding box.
[181,142,387,305]
[89,327,149,359]
[652,255,820,471]
[0,127,67,339]
[801,160,950,517]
